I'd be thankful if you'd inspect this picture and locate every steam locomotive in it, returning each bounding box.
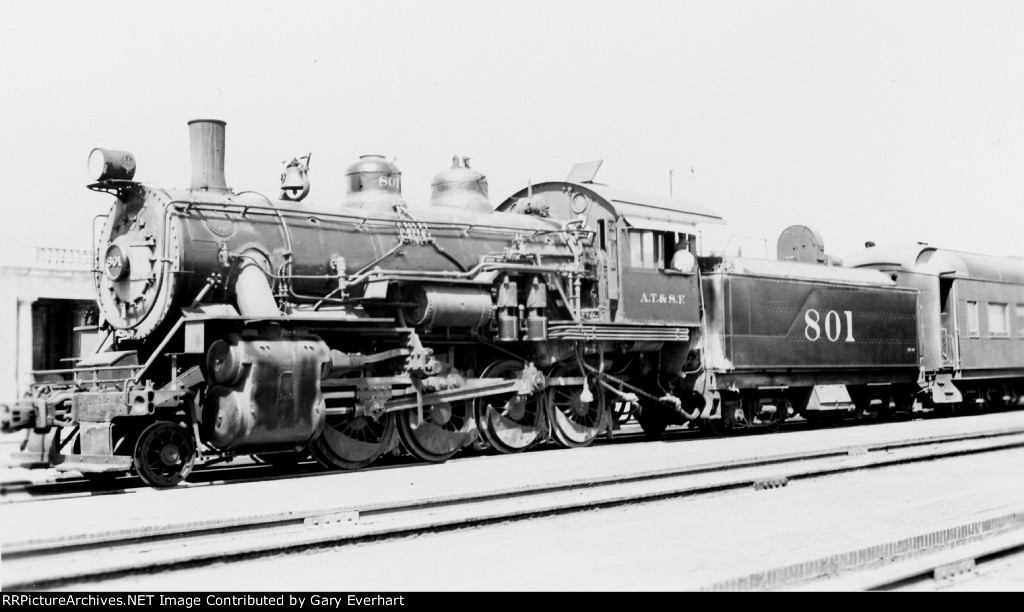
[2,119,1022,487]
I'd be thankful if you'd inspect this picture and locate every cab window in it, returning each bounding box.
[629,230,662,269]
[629,230,696,272]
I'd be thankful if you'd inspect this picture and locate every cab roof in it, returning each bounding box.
[500,180,725,228]
[583,183,726,227]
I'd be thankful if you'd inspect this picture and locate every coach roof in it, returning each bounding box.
[846,244,1024,284]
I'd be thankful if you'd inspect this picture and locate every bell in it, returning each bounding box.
[280,155,311,201]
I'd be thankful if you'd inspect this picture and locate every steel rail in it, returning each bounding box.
[787,521,1024,592]
[3,426,1024,590]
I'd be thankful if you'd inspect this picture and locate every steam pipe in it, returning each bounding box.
[235,262,281,317]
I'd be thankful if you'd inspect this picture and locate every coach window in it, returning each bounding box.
[1017,305,1024,337]
[989,303,1009,337]
[966,301,979,337]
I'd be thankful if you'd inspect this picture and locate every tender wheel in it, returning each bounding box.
[472,360,546,454]
[309,413,396,470]
[636,401,669,439]
[985,385,1012,410]
[546,363,609,449]
[851,391,891,422]
[756,398,789,433]
[397,400,475,463]
[133,421,197,488]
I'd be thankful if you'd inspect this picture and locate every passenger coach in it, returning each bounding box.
[848,245,1024,411]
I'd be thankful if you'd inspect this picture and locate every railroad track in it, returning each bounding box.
[4,423,1024,591]
[0,410,953,503]
[0,461,325,502]
[0,422,696,503]
[789,518,1024,591]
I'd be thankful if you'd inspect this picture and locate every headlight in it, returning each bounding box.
[88,148,137,181]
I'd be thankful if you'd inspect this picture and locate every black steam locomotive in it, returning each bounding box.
[2,119,1022,487]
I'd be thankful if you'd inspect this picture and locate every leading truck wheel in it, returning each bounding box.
[133,421,197,488]
[309,413,396,470]
[472,360,546,454]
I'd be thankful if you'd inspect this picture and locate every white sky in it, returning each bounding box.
[1,0,1022,261]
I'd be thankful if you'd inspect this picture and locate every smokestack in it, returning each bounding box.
[188,119,228,192]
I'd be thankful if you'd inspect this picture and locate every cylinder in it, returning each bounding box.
[207,338,244,385]
[206,385,243,448]
[201,333,330,451]
[188,119,228,192]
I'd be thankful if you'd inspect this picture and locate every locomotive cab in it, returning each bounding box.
[499,165,727,437]
[499,169,723,341]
